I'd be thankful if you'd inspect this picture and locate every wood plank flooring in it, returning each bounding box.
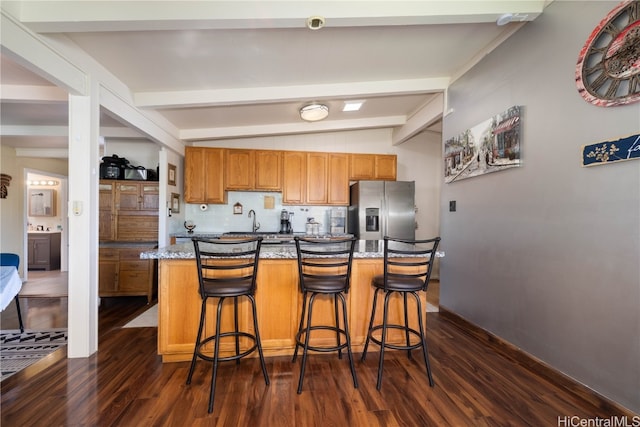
[1,289,636,426]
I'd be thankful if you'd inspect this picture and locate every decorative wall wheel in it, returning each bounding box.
[576,0,640,107]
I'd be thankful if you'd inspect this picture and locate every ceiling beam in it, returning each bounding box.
[0,84,67,102]
[134,78,449,109]
[180,115,406,141]
[15,1,545,32]
[392,93,443,145]
[0,11,86,95]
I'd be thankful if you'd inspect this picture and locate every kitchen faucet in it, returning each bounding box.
[248,209,260,233]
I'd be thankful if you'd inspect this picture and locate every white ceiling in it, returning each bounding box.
[0,1,550,154]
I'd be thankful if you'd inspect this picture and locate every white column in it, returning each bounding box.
[67,80,100,357]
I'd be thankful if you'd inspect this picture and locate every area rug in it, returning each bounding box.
[0,329,68,381]
[122,304,158,328]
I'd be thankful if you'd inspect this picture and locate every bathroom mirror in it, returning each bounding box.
[29,189,56,216]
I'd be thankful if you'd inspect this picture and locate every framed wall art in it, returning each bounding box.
[582,132,640,166]
[171,193,180,213]
[444,105,522,184]
[168,163,177,186]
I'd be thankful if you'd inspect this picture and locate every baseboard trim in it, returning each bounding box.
[438,306,638,418]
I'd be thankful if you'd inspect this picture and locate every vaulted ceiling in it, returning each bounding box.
[0,1,551,156]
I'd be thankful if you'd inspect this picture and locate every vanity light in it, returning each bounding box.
[27,180,59,186]
[300,103,329,122]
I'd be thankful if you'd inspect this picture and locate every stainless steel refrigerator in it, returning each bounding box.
[348,181,415,240]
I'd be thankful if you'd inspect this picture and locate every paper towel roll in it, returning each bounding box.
[200,204,208,211]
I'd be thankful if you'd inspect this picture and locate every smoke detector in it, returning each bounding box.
[306,16,325,30]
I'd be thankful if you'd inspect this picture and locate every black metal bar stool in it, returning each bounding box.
[361,236,440,390]
[187,237,269,413]
[292,236,358,394]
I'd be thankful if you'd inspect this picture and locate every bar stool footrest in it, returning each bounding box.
[196,331,258,362]
[295,325,349,353]
[367,324,424,351]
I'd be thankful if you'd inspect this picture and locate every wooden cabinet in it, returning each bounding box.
[99,181,116,241]
[283,152,349,206]
[375,154,397,180]
[254,150,282,191]
[282,151,307,205]
[157,258,427,362]
[100,180,159,242]
[306,152,328,205]
[99,246,155,302]
[226,149,282,191]
[327,153,349,205]
[27,232,61,270]
[349,154,397,180]
[225,149,254,190]
[115,182,159,211]
[184,148,393,206]
[184,147,226,204]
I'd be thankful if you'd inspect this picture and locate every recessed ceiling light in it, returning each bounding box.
[343,101,364,112]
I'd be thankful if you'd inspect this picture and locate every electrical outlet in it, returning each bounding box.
[449,201,456,212]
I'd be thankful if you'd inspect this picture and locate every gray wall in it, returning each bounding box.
[440,1,640,413]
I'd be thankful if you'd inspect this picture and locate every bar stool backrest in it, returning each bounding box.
[294,237,357,293]
[192,237,262,297]
[382,236,440,292]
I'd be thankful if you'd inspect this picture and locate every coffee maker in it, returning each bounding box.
[280,209,292,234]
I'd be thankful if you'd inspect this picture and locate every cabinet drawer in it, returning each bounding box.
[118,270,151,292]
[120,260,150,271]
[99,249,119,261]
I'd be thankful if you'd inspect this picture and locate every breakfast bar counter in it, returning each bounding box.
[142,240,441,362]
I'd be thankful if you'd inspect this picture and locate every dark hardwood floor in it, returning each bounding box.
[1,277,636,426]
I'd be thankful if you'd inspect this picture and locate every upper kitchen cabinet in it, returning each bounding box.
[254,150,282,191]
[226,149,254,190]
[283,151,349,206]
[184,147,226,204]
[282,151,307,205]
[349,154,397,180]
[226,149,282,191]
[306,152,328,205]
[327,153,350,205]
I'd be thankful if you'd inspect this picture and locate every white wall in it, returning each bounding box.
[440,1,640,413]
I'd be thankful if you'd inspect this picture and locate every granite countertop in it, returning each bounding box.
[142,239,444,260]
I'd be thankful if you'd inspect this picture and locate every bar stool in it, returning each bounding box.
[361,236,440,390]
[292,236,358,394]
[187,237,269,413]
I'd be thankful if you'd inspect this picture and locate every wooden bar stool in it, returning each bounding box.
[187,237,269,413]
[361,236,440,390]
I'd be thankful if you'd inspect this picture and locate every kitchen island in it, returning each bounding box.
[142,240,442,362]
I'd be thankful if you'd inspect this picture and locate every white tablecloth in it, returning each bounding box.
[0,266,22,311]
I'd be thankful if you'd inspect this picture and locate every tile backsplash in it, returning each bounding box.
[184,191,346,235]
